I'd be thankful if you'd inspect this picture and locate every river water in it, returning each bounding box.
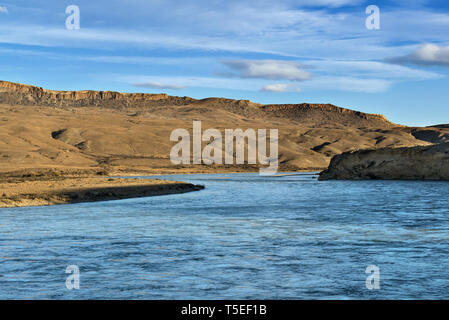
[1,173,449,299]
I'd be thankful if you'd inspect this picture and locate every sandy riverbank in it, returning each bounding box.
[0,173,204,208]
[0,166,310,208]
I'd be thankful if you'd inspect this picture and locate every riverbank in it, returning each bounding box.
[0,173,204,208]
[0,166,313,208]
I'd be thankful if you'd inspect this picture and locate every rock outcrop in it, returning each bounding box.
[319,143,449,180]
[0,80,195,109]
[0,80,394,127]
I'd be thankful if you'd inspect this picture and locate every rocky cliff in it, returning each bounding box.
[0,80,195,109]
[0,80,394,127]
[319,143,449,180]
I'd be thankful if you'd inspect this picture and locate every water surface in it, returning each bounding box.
[1,173,449,299]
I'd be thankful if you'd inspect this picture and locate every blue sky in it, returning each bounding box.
[0,0,448,126]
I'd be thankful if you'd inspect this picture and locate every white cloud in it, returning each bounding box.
[119,74,390,94]
[0,6,8,13]
[1,7,449,63]
[0,2,445,97]
[261,83,301,92]
[1,3,449,64]
[306,59,442,80]
[120,75,265,91]
[302,77,392,93]
[298,0,362,7]
[0,24,287,56]
[133,82,187,90]
[223,60,312,81]
[81,55,209,66]
[387,43,449,67]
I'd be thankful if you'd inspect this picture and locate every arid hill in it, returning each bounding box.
[0,80,391,126]
[0,80,448,175]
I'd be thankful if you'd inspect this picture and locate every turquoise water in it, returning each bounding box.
[1,173,449,299]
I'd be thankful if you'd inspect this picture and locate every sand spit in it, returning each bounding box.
[0,175,204,208]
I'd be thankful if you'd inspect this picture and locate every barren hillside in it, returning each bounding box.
[0,80,447,175]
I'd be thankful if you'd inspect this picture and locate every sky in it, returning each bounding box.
[0,0,449,126]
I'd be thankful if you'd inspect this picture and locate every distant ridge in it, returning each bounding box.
[0,80,394,127]
[0,80,195,108]
[261,103,389,122]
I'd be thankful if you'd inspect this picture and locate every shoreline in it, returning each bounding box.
[0,166,321,209]
[0,176,204,208]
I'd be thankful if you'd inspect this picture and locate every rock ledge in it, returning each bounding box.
[319,143,449,180]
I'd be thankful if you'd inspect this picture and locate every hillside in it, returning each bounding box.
[0,80,392,126]
[0,80,447,175]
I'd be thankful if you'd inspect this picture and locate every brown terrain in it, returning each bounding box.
[1,80,448,206]
[0,174,204,208]
[319,143,449,180]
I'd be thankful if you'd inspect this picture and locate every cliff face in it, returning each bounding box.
[0,80,394,128]
[319,143,449,180]
[0,81,195,108]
